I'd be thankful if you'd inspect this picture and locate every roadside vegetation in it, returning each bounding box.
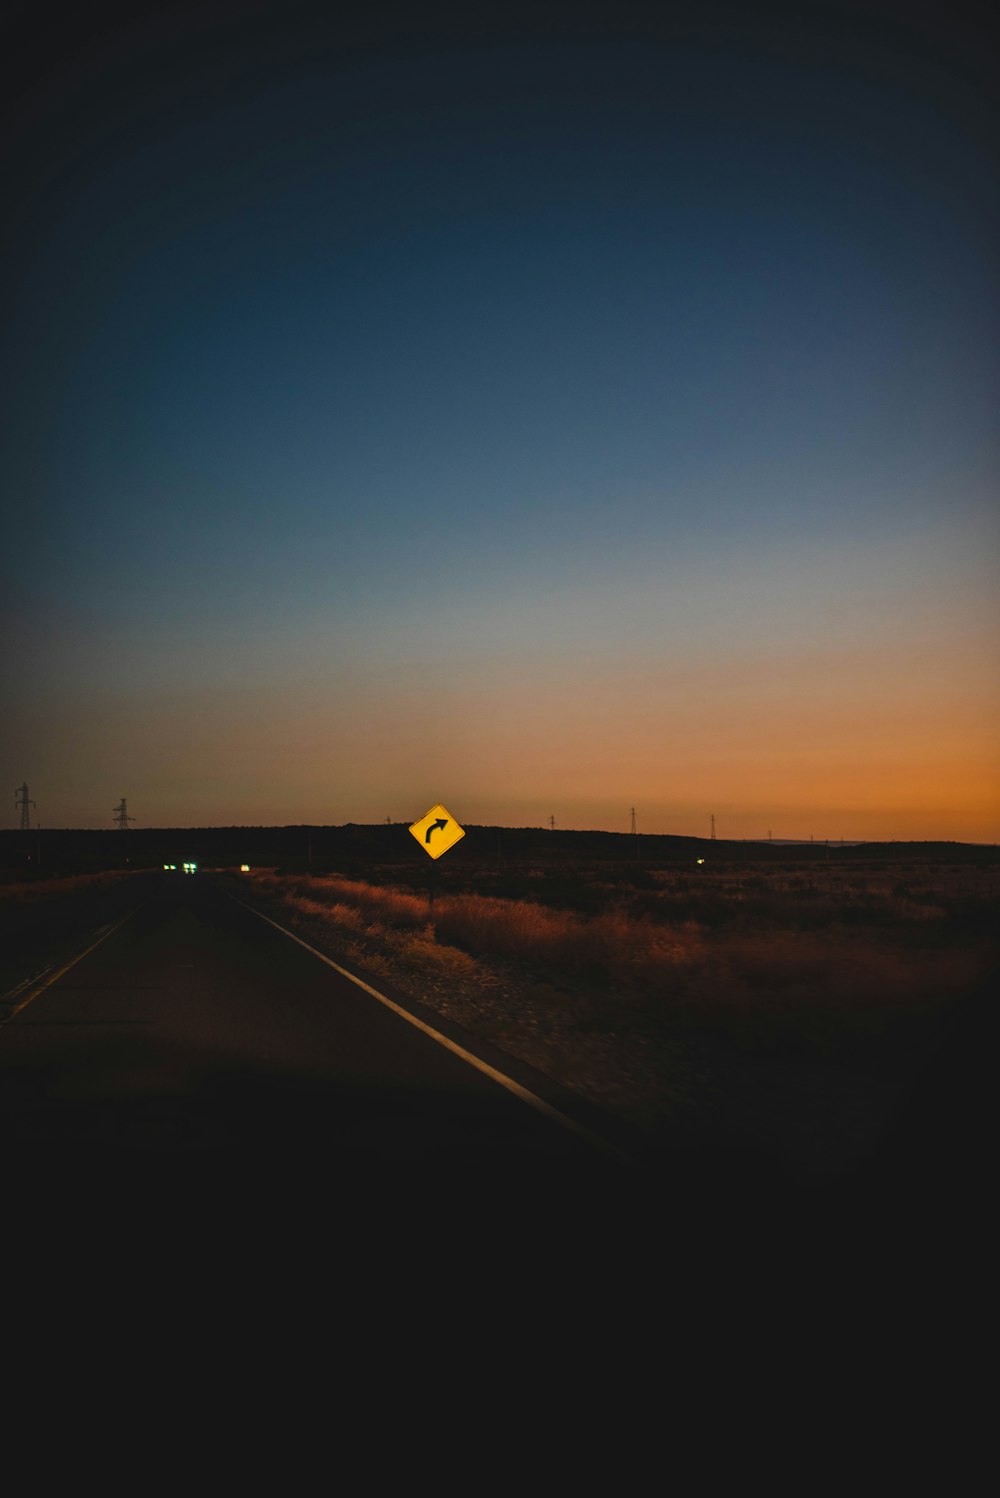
[230,860,996,1168]
[0,870,139,903]
[237,861,993,1024]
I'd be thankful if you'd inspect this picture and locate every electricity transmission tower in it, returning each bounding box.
[113,798,135,830]
[549,814,555,830]
[15,783,35,831]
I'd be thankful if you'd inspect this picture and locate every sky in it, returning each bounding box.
[2,1,997,839]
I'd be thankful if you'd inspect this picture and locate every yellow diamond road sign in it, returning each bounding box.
[409,803,465,860]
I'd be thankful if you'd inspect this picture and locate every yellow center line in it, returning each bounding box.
[0,907,141,1029]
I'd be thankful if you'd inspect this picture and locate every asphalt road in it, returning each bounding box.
[5,874,991,1319]
[1,874,635,1212]
[9,870,989,1266]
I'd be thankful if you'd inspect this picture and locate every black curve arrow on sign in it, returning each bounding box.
[425,818,448,843]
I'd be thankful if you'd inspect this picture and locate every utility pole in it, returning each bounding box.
[630,806,639,861]
[16,783,35,831]
[549,814,555,831]
[710,813,716,841]
[113,798,135,831]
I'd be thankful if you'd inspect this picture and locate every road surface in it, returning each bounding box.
[1,874,632,1212]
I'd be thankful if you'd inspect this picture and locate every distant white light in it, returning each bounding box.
[240,864,250,873]
[696,857,705,865]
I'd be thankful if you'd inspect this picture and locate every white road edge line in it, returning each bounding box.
[228,892,631,1163]
[0,906,142,1026]
[2,969,52,1002]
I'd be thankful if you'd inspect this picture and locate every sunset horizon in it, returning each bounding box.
[5,4,996,852]
[8,801,997,845]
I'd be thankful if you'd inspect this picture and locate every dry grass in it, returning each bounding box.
[239,863,992,1032]
[229,861,995,1155]
[0,870,138,904]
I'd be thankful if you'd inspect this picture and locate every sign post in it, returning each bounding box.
[409,803,466,916]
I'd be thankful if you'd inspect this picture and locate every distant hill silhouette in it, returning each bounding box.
[1,823,995,879]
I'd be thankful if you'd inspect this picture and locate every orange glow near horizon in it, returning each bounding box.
[12,520,998,842]
[17,635,998,842]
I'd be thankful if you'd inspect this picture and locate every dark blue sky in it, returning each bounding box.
[3,3,997,835]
